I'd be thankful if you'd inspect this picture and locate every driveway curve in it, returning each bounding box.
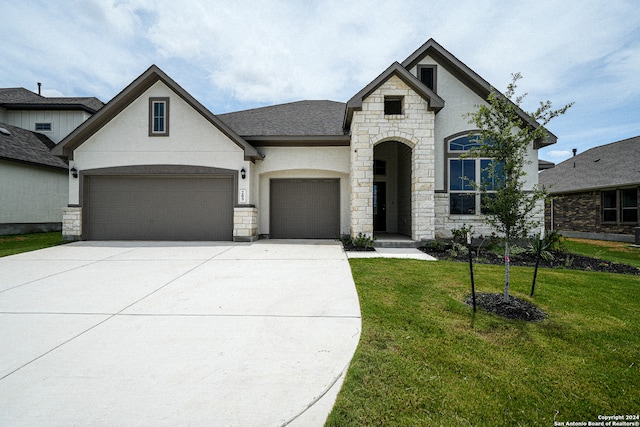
[0,240,361,426]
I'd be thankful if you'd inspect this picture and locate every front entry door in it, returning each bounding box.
[373,182,386,232]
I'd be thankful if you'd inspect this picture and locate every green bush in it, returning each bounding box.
[352,232,375,249]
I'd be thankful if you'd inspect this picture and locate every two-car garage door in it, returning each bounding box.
[84,175,234,240]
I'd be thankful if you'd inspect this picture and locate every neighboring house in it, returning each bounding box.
[539,136,640,242]
[0,88,104,234]
[0,123,68,234]
[52,38,555,243]
[0,87,103,143]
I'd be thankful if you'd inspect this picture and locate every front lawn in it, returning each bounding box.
[327,259,640,426]
[0,232,64,257]
[564,238,640,269]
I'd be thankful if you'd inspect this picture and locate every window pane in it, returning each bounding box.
[450,193,476,214]
[449,159,475,191]
[481,193,496,214]
[449,135,484,152]
[621,189,637,208]
[420,67,434,90]
[622,208,638,222]
[603,210,617,222]
[384,97,402,115]
[154,117,164,132]
[602,190,617,209]
[154,102,164,117]
[373,159,386,175]
[480,159,504,190]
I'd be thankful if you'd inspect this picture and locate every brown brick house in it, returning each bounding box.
[539,136,640,242]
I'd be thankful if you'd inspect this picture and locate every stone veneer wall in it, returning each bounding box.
[233,207,258,242]
[435,194,545,239]
[62,206,82,241]
[349,75,436,241]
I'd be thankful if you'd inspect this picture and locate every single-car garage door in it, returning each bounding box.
[270,179,339,239]
[84,175,234,240]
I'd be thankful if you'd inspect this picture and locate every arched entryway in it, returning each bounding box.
[373,141,412,238]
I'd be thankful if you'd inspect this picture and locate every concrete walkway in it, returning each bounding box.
[346,247,437,261]
[0,240,361,426]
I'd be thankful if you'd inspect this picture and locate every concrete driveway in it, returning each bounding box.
[0,240,361,426]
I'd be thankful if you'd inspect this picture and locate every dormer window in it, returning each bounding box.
[418,65,436,91]
[149,97,169,136]
[384,96,403,115]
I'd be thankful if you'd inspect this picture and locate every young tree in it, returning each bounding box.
[467,73,572,303]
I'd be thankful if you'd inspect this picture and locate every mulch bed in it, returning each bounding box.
[465,293,547,322]
[419,246,640,275]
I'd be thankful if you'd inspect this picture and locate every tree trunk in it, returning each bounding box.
[504,238,511,303]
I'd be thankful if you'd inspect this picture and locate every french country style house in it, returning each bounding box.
[52,39,554,243]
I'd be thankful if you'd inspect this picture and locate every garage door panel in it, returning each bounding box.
[85,176,233,241]
[270,179,339,239]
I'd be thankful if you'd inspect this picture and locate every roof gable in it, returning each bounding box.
[344,62,445,129]
[52,65,262,161]
[539,136,640,193]
[401,38,557,148]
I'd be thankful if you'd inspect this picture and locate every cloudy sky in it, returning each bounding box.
[2,0,639,162]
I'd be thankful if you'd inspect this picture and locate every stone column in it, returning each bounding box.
[349,139,374,238]
[62,206,82,241]
[233,207,259,242]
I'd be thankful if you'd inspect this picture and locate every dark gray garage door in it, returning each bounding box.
[270,179,339,239]
[85,175,234,240]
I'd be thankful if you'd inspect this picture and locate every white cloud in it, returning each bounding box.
[546,150,572,159]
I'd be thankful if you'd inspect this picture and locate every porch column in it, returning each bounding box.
[349,138,374,238]
[411,115,436,241]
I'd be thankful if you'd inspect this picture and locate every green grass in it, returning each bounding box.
[564,238,640,268]
[0,232,64,257]
[327,259,640,426]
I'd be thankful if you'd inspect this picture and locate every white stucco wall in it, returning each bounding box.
[70,81,248,205]
[0,159,68,224]
[252,146,350,236]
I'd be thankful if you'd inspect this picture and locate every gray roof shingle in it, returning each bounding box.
[539,135,640,193]
[0,88,103,113]
[0,122,68,169]
[218,100,346,137]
